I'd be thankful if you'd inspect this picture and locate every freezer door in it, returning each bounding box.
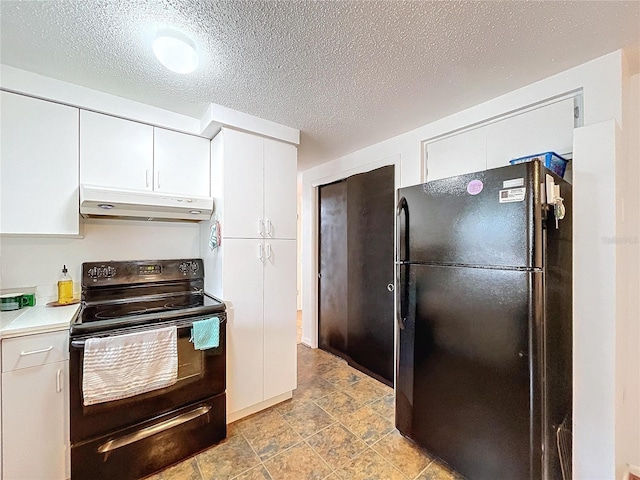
[396,264,543,480]
[398,162,544,269]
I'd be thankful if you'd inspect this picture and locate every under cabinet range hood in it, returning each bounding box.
[80,185,214,221]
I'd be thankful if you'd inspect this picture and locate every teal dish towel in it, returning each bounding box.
[191,317,220,350]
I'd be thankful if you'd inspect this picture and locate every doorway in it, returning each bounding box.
[318,165,395,385]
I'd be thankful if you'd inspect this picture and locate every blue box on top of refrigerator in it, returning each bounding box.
[395,160,572,480]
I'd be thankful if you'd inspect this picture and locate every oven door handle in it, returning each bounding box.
[70,315,226,348]
[97,405,211,453]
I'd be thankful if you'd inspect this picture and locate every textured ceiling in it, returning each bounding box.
[1,1,639,171]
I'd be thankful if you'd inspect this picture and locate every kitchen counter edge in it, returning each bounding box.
[0,303,79,339]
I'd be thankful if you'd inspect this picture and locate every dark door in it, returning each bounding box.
[346,166,395,384]
[318,180,348,357]
[318,166,395,385]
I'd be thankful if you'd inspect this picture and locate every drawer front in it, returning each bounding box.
[2,330,69,372]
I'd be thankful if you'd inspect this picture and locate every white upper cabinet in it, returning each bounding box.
[80,110,153,191]
[80,111,210,197]
[153,128,210,197]
[218,129,264,239]
[263,138,297,239]
[485,98,575,169]
[425,97,576,181]
[425,128,486,182]
[1,91,79,235]
[214,128,297,240]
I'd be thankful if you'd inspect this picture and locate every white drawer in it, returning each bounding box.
[2,330,69,372]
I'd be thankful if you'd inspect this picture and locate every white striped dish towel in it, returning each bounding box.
[82,326,178,406]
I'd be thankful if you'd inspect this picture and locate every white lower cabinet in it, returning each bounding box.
[263,239,297,400]
[221,238,297,415]
[2,331,70,480]
[223,238,265,412]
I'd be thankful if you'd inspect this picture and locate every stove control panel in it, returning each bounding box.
[82,259,205,287]
[86,265,117,281]
[179,261,200,275]
[138,264,162,276]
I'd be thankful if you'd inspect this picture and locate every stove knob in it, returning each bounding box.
[191,263,199,274]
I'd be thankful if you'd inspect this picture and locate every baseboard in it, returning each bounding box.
[226,391,293,423]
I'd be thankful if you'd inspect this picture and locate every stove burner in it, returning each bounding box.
[94,307,150,320]
[164,301,202,310]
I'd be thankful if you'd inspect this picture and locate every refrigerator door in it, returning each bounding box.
[396,264,543,480]
[397,162,544,269]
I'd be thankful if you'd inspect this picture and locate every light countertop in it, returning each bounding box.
[0,303,79,339]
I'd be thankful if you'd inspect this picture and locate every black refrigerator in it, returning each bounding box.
[396,161,572,480]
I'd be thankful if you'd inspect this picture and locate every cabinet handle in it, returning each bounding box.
[145,169,150,188]
[258,243,264,261]
[156,171,161,189]
[266,219,273,236]
[97,405,211,454]
[258,219,264,236]
[20,346,53,356]
[266,243,272,260]
[56,368,62,393]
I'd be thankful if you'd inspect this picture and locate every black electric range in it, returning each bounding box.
[69,258,227,480]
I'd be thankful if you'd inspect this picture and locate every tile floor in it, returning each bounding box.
[148,341,463,480]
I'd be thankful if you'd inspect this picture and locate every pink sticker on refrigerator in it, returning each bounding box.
[467,180,483,195]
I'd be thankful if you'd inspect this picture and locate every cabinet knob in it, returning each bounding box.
[387,284,395,292]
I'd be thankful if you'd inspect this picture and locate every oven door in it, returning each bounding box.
[69,313,226,444]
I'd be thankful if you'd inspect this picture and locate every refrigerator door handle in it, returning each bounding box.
[397,196,410,329]
[396,197,409,262]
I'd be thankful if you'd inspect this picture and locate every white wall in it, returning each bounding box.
[0,219,200,300]
[633,70,640,471]
[622,66,640,472]
[301,49,638,478]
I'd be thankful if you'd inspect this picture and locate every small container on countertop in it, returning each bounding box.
[57,265,74,305]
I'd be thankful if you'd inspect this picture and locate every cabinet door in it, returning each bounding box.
[485,98,575,169]
[263,138,297,239]
[263,239,297,400]
[222,238,265,413]
[425,128,486,182]
[2,360,69,480]
[80,110,153,191]
[221,129,264,239]
[153,128,210,196]
[1,92,79,235]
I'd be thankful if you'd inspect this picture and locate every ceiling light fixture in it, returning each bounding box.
[152,29,199,74]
